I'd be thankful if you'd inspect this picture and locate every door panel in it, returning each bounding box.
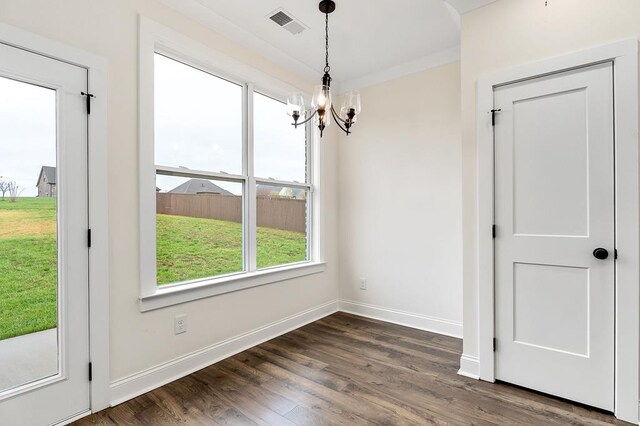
[0,42,89,425]
[512,88,589,237]
[494,62,614,410]
[513,263,589,356]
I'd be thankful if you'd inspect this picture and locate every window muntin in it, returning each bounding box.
[254,92,306,183]
[152,53,313,289]
[154,53,243,174]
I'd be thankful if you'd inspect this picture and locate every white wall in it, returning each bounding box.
[460,0,640,363]
[0,0,339,389]
[338,62,463,336]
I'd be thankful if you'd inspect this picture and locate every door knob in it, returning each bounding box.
[593,248,609,260]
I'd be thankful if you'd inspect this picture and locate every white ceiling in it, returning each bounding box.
[160,0,496,88]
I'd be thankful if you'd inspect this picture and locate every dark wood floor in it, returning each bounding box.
[75,312,627,425]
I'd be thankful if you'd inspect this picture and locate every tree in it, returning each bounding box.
[7,181,23,203]
[0,180,8,201]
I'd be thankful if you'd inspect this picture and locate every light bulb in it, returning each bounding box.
[312,85,332,111]
[314,106,331,128]
[318,93,327,108]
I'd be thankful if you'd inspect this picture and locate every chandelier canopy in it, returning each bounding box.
[287,0,362,137]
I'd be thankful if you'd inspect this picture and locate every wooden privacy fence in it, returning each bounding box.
[157,193,307,233]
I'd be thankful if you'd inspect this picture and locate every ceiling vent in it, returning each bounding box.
[268,8,308,35]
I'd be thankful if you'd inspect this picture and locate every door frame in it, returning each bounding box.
[476,39,639,423]
[0,23,111,418]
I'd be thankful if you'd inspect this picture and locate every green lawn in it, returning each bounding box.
[157,214,307,284]
[0,198,306,340]
[0,198,57,341]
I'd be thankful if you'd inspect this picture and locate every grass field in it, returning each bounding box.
[157,215,307,285]
[0,198,57,341]
[0,198,306,340]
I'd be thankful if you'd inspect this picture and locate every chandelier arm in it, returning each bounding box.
[332,106,358,130]
[291,109,318,127]
[330,106,351,134]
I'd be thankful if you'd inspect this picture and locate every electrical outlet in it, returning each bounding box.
[359,278,367,290]
[174,314,187,335]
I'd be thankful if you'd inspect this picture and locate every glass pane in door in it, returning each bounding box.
[0,75,58,393]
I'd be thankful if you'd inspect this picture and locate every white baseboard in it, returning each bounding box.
[109,299,464,409]
[458,354,480,380]
[338,299,463,338]
[109,299,339,406]
[106,298,640,423]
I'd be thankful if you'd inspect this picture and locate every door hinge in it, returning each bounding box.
[490,108,502,126]
[87,229,92,248]
[88,362,93,381]
[81,91,95,114]
[492,224,496,239]
[493,338,497,352]
[614,249,618,260]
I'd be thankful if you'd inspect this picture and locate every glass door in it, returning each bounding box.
[0,42,90,425]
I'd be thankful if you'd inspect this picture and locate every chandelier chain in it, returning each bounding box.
[324,11,330,73]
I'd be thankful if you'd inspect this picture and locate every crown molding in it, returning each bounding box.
[443,0,498,15]
[443,1,461,31]
[340,45,460,91]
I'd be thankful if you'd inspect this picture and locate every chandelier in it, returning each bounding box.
[287,0,362,137]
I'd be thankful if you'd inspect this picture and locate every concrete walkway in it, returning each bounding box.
[0,328,58,392]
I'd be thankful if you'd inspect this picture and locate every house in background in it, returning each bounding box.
[256,184,306,199]
[36,166,56,197]
[168,178,233,196]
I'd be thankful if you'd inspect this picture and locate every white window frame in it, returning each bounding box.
[138,17,324,312]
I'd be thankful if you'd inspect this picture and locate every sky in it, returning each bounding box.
[154,54,306,196]
[0,76,56,197]
[0,53,306,199]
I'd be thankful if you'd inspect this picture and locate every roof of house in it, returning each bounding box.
[168,179,233,196]
[37,166,56,186]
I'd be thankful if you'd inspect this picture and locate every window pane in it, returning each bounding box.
[256,184,308,269]
[156,175,243,285]
[0,76,59,391]
[254,92,306,183]
[154,53,242,174]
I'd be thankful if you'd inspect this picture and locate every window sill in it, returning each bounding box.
[138,262,326,312]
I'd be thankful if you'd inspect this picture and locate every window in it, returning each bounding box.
[254,93,310,270]
[139,23,322,310]
[156,176,244,285]
[154,54,245,285]
[254,92,306,183]
[154,54,243,174]
[255,183,309,269]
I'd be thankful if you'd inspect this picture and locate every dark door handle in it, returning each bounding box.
[593,248,609,260]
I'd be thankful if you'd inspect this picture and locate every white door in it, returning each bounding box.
[0,42,90,424]
[494,62,614,410]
